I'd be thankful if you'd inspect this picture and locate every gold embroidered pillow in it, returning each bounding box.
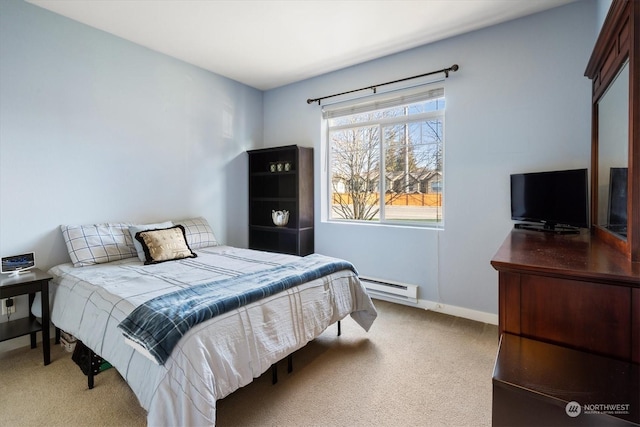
[135,225,197,265]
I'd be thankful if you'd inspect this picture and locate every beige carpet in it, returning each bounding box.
[0,300,498,427]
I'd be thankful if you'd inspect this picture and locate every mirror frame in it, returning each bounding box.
[585,0,639,262]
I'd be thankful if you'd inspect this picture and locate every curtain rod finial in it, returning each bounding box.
[445,64,459,78]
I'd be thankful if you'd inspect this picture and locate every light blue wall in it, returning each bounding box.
[1,0,600,323]
[0,0,260,271]
[596,0,614,29]
[263,0,598,317]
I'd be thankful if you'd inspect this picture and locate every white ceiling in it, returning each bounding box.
[28,0,575,91]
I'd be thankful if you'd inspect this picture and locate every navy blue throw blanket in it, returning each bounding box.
[118,254,357,365]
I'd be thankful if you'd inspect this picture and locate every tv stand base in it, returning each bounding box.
[514,223,580,235]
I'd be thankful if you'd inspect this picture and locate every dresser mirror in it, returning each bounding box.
[596,60,628,239]
[585,0,638,262]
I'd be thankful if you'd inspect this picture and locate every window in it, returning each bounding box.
[325,87,445,227]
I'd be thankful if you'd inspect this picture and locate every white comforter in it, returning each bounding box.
[49,246,377,426]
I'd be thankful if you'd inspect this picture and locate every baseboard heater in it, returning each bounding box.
[359,276,418,304]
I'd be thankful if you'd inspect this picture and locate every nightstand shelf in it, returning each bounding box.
[0,268,52,365]
[0,316,42,340]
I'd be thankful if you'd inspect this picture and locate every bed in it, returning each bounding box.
[48,218,377,426]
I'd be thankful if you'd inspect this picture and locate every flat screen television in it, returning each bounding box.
[510,168,588,233]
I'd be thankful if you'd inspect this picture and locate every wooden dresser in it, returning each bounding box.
[490,229,639,426]
[491,229,639,363]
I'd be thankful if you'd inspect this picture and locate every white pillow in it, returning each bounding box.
[173,217,218,249]
[61,223,136,267]
[128,221,173,262]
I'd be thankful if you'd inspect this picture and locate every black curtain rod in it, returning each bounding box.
[306,64,459,105]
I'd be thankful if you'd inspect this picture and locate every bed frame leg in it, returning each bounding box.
[337,320,341,336]
[88,351,95,389]
[272,353,294,385]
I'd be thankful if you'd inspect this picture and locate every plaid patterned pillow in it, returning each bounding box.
[61,223,137,267]
[174,217,218,249]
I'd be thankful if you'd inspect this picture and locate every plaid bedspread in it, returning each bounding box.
[118,253,357,365]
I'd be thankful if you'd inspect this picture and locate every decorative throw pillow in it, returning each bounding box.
[128,221,174,262]
[173,217,218,249]
[135,225,197,265]
[61,223,137,267]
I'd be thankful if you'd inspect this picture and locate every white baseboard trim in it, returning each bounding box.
[426,300,499,325]
[370,294,498,325]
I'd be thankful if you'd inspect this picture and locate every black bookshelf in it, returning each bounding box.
[248,145,314,256]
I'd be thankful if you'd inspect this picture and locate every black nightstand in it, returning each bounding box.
[0,268,52,365]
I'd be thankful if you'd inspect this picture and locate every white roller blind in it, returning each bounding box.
[322,86,444,120]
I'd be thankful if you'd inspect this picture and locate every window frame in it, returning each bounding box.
[324,87,446,228]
